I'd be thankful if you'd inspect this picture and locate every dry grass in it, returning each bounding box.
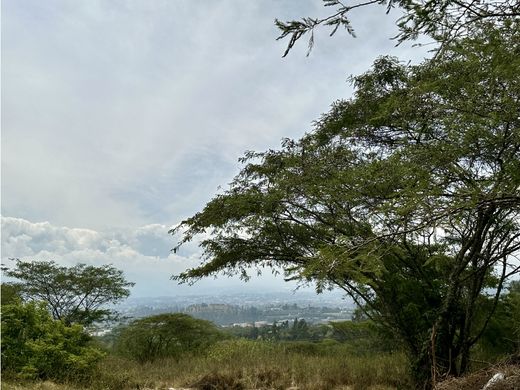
[435,364,520,390]
[2,340,410,390]
[1,382,79,390]
[100,340,409,389]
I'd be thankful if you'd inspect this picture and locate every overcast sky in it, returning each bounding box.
[1,1,430,297]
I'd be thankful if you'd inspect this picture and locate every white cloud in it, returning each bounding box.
[1,216,304,297]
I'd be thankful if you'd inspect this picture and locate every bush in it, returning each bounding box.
[116,313,224,363]
[1,301,104,382]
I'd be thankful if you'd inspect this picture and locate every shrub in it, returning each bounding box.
[1,301,104,382]
[116,313,224,363]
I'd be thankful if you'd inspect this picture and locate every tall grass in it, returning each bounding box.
[101,339,410,389]
[3,339,411,390]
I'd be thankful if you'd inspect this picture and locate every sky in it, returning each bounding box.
[1,1,430,297]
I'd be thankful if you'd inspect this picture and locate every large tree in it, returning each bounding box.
[172,22,519,388]
[5,259,134,326]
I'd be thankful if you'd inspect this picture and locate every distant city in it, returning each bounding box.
[114,291,355,327]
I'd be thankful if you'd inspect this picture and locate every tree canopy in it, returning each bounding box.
[115,313,224,363]
[5,259,134,326]
[172,21,519,387]
[276,0,520,56]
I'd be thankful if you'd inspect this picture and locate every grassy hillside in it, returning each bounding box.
[2,339,410,390]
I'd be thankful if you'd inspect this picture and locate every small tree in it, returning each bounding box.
[5,259,134,326]
[116,313,224,363]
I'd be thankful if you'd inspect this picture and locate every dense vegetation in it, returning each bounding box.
[1,299,104,382]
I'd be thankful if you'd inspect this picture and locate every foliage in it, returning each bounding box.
[1,283,22,305]
[275,0,520,56]
[172,22,520,388]
[330,319,398,353]
[507,281,520,353]
[478,280,520,358]
[115,313,224,363]
[5,259,134,326]
[1,300,104,382]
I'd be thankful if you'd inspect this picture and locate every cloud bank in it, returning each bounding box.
[1,216,303,297]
